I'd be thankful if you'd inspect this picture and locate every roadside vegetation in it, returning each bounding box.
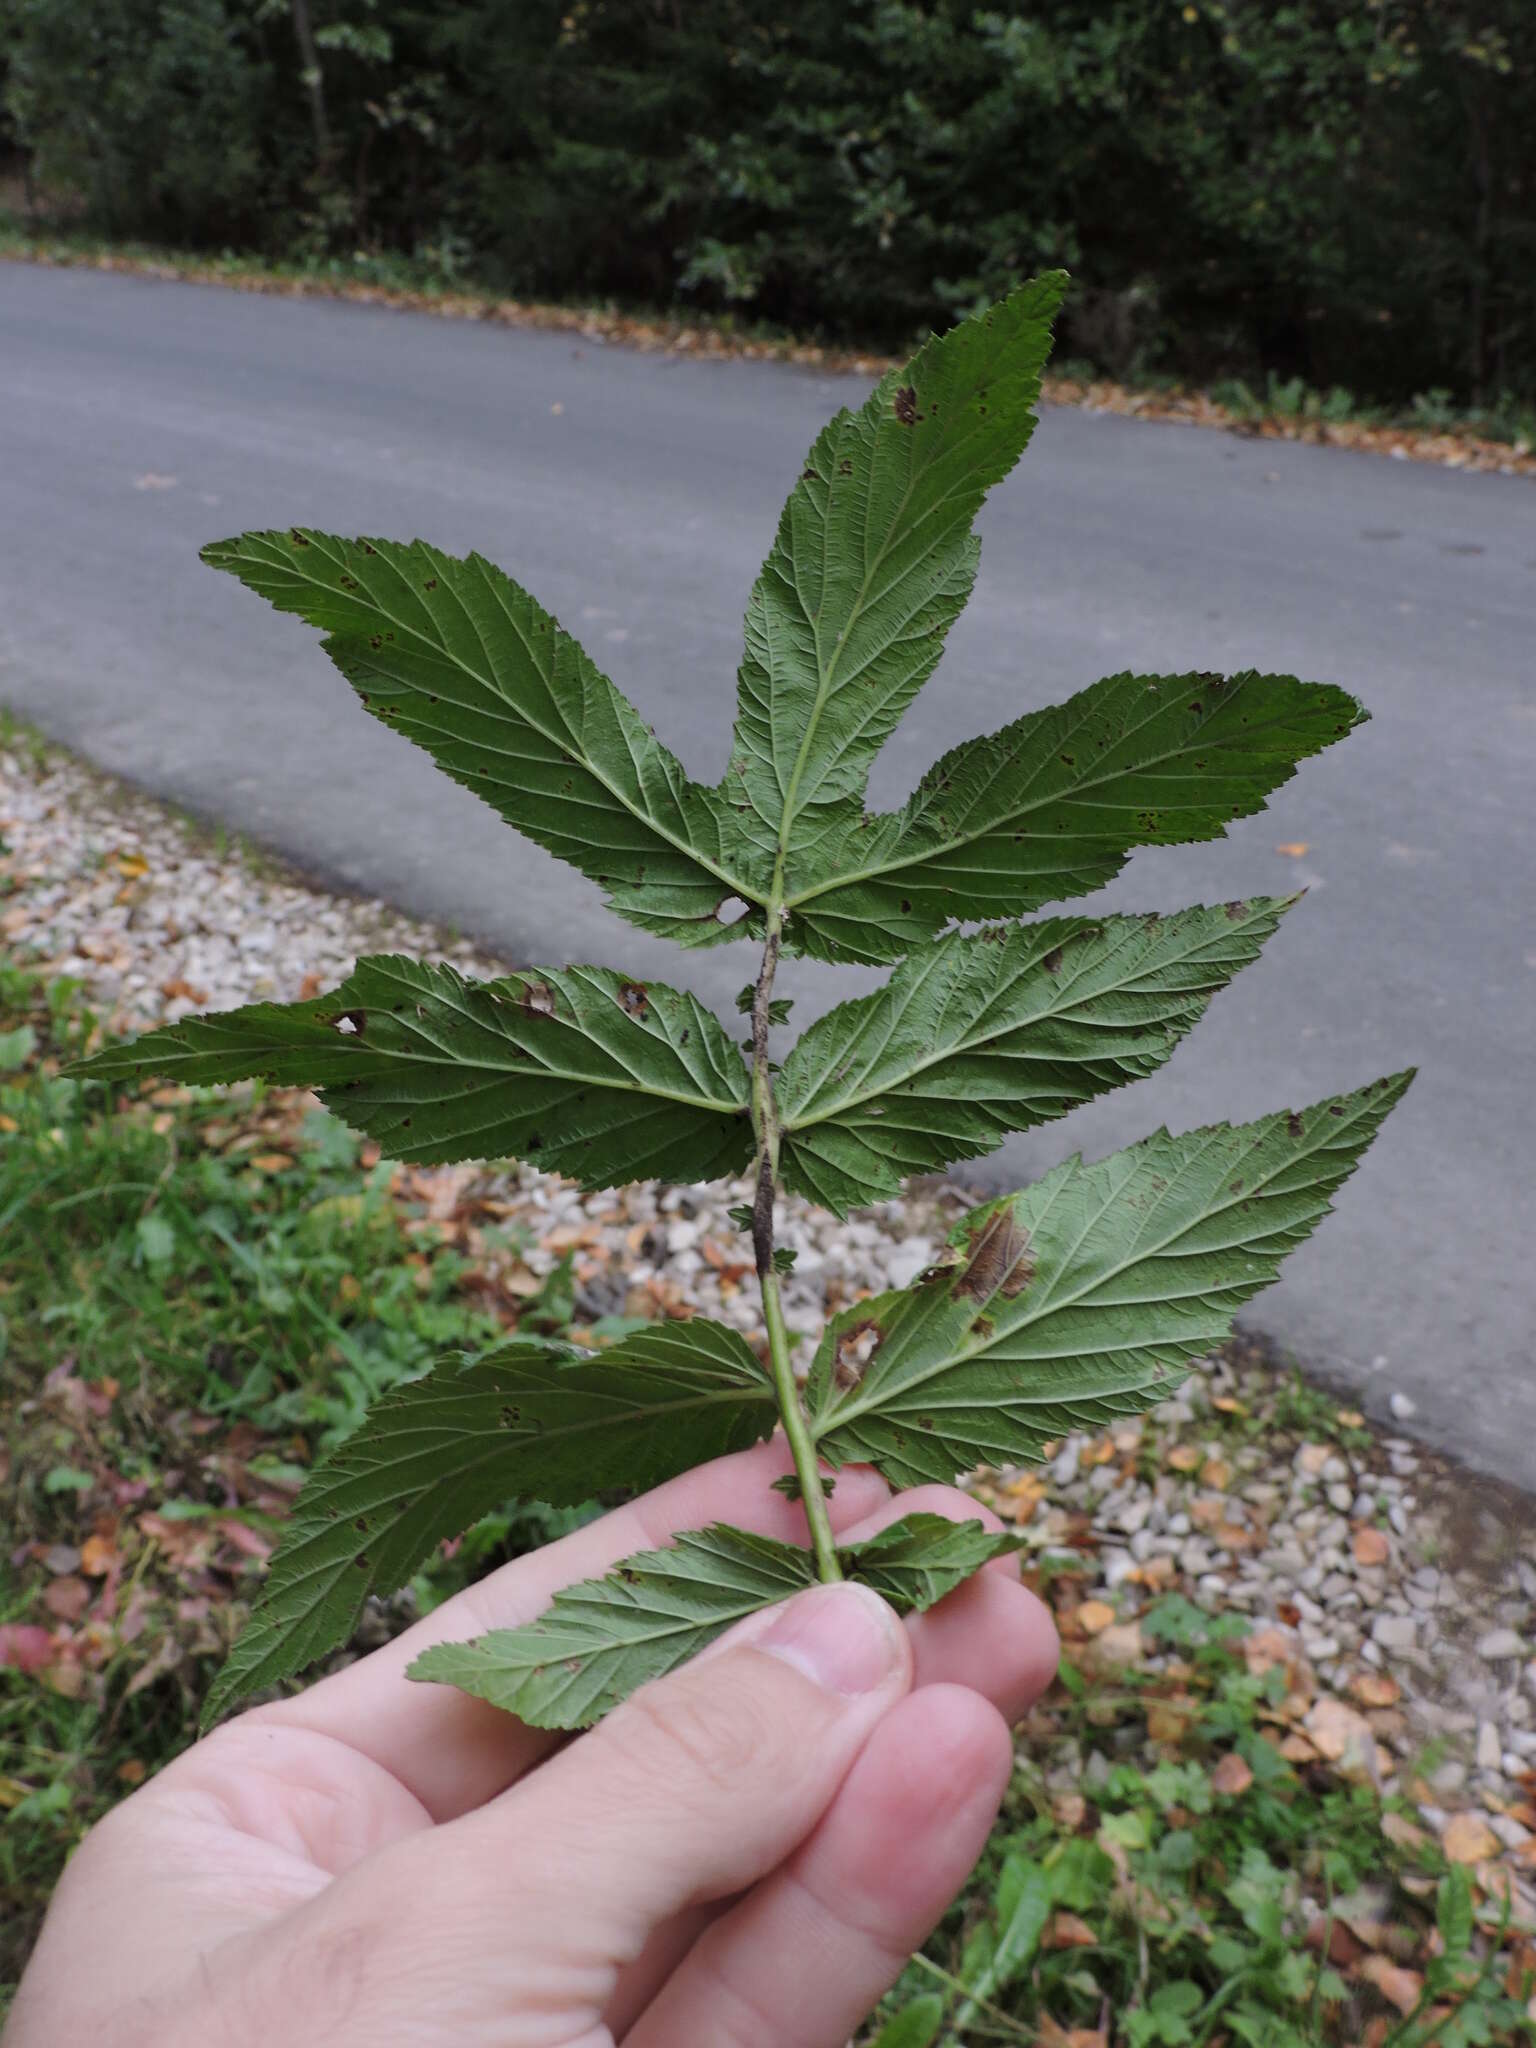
[2,1,1534,419]
[3,971,1533,2039]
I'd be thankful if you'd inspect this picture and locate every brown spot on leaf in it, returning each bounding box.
[1287,1112,1304,1136]
[618,981,649,1018]
[1224,899,1248,919]
[1043,946,1064,975]
[955,1208,1035,1303]
[521,979,557,1017]
[893,386,918,426]
[833,1319,882,1390]
[801,466,820,482]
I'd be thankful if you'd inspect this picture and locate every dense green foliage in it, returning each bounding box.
[3,0,1534,406]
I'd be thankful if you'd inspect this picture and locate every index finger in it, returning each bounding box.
[238,1437,890,1821]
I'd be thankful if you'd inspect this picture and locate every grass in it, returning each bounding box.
[2,961,1533,2038]
[0,962,574,2001]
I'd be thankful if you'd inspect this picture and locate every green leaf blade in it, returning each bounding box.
[777,897,1296,1214]
[837,1513,1026,1609]
[75,956,754,1190]
[809,1071,1414,1486]
[410,1510,1024,1728]
[202,530,759,947]
[201,1323,777,1727]
[722,276,1066,890]
[408,1523,817,1727]
[785,669,1365,963]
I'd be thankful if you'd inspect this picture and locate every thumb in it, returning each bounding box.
[366,1580,913,2016]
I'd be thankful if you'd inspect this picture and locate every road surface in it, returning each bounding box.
[2,262,1533,1484]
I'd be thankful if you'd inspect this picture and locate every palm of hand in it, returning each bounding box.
[8,1444,1056,2048]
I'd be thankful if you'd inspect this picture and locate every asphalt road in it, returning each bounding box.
[2,262,1533,1485]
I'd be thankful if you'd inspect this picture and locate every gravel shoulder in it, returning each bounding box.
[3,725,1535,1933]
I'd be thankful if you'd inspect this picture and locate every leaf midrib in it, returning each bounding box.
[812,1099,1375,1436]
[781,911,1270,1131]
[782,682,1328,914]
[287,535,757,908]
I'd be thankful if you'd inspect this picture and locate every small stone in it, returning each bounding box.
[1476,1721,1503,1771]
[1051,1442,1080,1488]
[1489,1813,1532,1850]
[1326,1483,1354,1513]
[1477,1628,1525,1661]
[1372,1614,1417,1652]
[1389,1391,1418,1420]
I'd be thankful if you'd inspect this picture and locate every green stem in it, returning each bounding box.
[749,903,841,1583]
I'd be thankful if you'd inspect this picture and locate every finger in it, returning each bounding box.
[269,1582,912,2042]
[624,1683,1012,2048]
[839,1484,1060,1722]
[604,1484,1054,2035]
[251,1438,890,1819]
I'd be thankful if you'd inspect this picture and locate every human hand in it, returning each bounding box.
[7,1440,1057,2047]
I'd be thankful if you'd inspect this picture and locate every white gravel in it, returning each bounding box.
[4,729,1534,1915]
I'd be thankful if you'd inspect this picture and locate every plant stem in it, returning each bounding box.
[749,907,841,1583]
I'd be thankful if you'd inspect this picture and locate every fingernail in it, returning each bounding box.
[756,1582,903,1695]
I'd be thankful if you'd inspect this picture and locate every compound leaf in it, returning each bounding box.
[777,898,1294,1214]
[76,956,753,1189]
[202,1323,776,1727]
[808,1071,1414,1486]
[721,276,1066,898]
[202,530,759,947]
[784,669,1365,963]
[410,1512,1023,1727]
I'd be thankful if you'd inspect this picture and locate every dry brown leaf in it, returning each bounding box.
[1212,1395,1247,1414]
[1043,1910,1098,1950]
[1076,1600,1116,1636]
[1166,1444,1202,1471]
[1353,1525,1391,1568]
[247,1153,294,1174]
[79,1533,117,1577]
[1306,1696,1376,1771]
[1441,1812,1500,1865]
[1147,1697,1195,1743]
[42,1577,90,1622]
[1092,1621,1144,1667]
[1382,1812,1429,1853]
[1359,1955,1423,2015]
[1211,1752,1255,1797]
[1337,1408,1364,1427]
[1350,1672,1401,1708]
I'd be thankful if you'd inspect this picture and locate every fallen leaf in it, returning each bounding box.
[79,1533,117,1577]
[0,1624,55,1674]
[1350,1672,1401,1707]
[1359,1955,1423,2015]
[1076,1600,1116,1635]
[1093,1621,1144,1667]
[114,851,150,877]
[42,1577,91,1622]
[1201,1455,1231,1489]
[1441,1812,1499,1865]
[1337,1408,1364,1427]
[248,1153,294,1174]
[1353,1525,1391,1568]
[1280,1732,1322,1762]
[1043,1910,1098,1950]
[1381,1812,1429,1852]
[1306,1696,1377,1771]
[1166,1444,1201,1471]
[1147,1696,1195,1743]
[1212,1394,1247,1414]
[116,1759,147,1785]
[1275,841,1311,857]
[1052,1790,1088,1830]
[1211,1751,1255,1796]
